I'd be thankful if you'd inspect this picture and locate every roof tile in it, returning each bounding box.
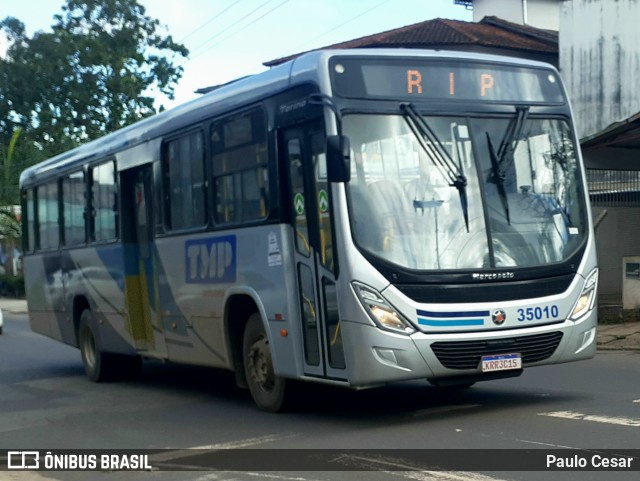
[264,16,557,66]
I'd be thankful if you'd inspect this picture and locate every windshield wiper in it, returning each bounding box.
[401,103,469,232]
[486,106,530,225]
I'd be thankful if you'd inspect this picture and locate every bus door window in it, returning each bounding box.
[311,133,333,270]
[134,176,150,259]
[285,127,346,374]
[310,132,344,369]
[287,138,319,366]
[287,139,311,256]
[322,277,344,369]
[121,166,156,352]
[297,263,320,365]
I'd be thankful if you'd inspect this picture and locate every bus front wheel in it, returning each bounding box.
[243,313,287,412]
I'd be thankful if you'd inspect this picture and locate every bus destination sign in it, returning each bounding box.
[330,57,565,104]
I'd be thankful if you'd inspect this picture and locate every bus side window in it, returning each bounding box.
[211,107,269,225]
[90,161,118,242]
[24,188,36,253]
[37,181,60,250]
[162,131,206,231]
[62,171,86,246]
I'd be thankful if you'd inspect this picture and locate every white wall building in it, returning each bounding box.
[560,0,640,141]
[559,0,640,308]
[469,0,560,30]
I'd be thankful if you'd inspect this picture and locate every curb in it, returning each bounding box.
[596,343,640,351]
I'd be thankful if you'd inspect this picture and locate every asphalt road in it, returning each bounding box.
[1,312,639,481]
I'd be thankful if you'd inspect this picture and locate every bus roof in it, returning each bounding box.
[19,48,557,187]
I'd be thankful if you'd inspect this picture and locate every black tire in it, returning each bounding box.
[78,309,142,382]
[78,309,111,382]
[243,313,288,412]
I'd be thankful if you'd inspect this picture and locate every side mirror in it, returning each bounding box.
[326,135,351,183]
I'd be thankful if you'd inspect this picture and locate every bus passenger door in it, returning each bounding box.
[121,165,163,354]
[283,125,346,380]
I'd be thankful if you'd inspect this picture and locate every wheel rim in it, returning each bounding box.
[247,335,275,393]
[81,327,97,369]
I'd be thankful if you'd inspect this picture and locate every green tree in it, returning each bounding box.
[0,129,23,276]
[0,0,189,154]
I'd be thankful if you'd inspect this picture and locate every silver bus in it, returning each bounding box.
[20,49,598,412]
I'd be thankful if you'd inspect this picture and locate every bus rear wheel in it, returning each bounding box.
[79,309,111,382]
[78,309,141,382]
[243,313,287,412]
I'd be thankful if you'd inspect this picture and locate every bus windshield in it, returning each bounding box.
[344,112,586,271]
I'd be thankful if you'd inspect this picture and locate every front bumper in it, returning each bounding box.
[341,308,597,387]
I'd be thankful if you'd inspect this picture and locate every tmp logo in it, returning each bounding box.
[7,451,40,469]
[185,235,237,284]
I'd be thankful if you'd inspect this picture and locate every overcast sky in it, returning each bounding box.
[1,0,472,109]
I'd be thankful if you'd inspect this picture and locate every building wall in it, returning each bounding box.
[592,206,640,304]
[622,256,640,310]
[526,0,561,29]
[472,0,560,29]
[560,0,640,140]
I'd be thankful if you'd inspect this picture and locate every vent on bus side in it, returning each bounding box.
[430,331,564,370]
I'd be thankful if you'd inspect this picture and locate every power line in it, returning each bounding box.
[172,0,391,92]
[301,0,392,48]
[187,0,278,59]
[177,0,244,44]
[198,0,291,55]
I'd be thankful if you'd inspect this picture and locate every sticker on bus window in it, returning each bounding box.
[268,231,282,267]
[294,193,305,216]
[318,190,329,214]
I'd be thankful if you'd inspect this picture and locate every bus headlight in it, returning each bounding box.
[352,282,416,335]
[570,269,598,321]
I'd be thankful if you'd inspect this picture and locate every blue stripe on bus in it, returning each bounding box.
[417,309,490,318]
[417,318,485,327]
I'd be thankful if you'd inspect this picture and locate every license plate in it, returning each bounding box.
[481,353,522,372]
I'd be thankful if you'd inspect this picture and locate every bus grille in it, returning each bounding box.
[395,275,574,303]
[430,331,564,370]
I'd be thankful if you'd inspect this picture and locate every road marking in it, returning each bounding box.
[195,473,315,481]
[538,410,640,427]
[393,473,511,481]
[337,454,511,481]
[151,433,296,464]
[412,404,481,417]
[189,433,296,450]
[4,473,58,481]
[518,439,575,449]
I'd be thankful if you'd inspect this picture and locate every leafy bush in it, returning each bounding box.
[0,274,24,298]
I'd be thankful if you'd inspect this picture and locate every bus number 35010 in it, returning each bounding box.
[517,305,560,322]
